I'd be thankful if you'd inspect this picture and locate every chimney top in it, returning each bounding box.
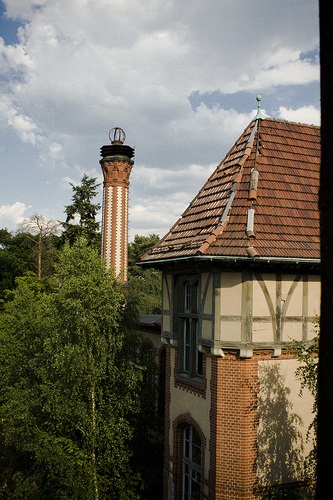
[109,127,126,145]
[100,127,134,160]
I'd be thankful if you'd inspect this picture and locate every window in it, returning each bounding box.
[178,277,202,378]
[182,425,202,500]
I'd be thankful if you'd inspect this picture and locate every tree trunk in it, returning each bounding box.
[38,229,42,280]
[91,383,99,500]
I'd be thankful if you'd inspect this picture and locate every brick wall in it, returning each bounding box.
[163,347,307,499]
[209,351,258,499]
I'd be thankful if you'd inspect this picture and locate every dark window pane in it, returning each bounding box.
[184,281,190,311]
[192,479,201,500]
[193,280,199,313]
[178,276,202,378]
[182,426,202,499]
[194,320,202,376]
[191,428,202,465]
[192,443,201,466]
[183,319,190,372]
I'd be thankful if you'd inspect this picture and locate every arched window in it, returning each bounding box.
[182,425,202,499]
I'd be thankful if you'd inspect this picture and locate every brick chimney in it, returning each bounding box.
[100,127,134,284]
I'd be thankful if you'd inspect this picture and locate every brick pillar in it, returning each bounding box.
[210,352,258,499]
[100,128,134,284]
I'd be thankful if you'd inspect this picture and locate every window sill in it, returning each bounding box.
[174,373,206,397]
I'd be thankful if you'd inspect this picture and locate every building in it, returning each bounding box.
[100,127,134,284]
[140,99,320,499]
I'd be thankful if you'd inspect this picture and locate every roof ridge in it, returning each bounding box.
[197,120,258,255]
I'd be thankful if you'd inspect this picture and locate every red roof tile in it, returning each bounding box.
[141,118,320,263]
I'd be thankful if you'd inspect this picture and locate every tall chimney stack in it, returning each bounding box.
[100,127,134,284]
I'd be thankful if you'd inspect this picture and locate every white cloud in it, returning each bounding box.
[48,141,63,159]
[258,57,319,88]
[278,105,320,125]
[0,0,320,236]
[3,0,48,22]
[129,162,217,239]
[0,94,41,144]
[132,163,214,192]
[129,199,186,241]
[0,202,30,230]
[0,36,34,72]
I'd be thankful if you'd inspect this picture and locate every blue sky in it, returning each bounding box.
[0,3,20,43]
[0,0,320,239]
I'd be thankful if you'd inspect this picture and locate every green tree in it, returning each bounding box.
[292,321,319,494]
[128,234,162,315]
[0,225,60,305]
[61,175,101,247]
[0,240,142,499]
[128,234,160,269]
[127,235,164,496]
[130,339,164,499]
[0,229,34,298]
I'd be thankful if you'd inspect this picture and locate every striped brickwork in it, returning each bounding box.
[100,153,133,283]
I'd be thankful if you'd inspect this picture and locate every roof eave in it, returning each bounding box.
[139,254,321,270]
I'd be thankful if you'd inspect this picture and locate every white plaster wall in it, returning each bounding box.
[282,275,302,316]
[253,274,276,317]
[220,272,242,316]
[220,321,242,341]
[162,314,170,334]
[282,322,303,342]
[257,358,315,485]
[307,275,321,319]
[169,349,212,480]
[219,272,242,341]
[252,322,274,343]
[202,273,213,315]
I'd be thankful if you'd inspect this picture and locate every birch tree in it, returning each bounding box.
[0,240,142,499]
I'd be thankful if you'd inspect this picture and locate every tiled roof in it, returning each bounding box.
[141,118,320,264]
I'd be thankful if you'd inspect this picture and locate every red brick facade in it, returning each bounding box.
[209,352,258,499]
[162,347,306,499]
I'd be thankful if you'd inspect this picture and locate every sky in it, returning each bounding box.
[0,0,320,241]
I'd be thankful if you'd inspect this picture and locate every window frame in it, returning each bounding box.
[177,275,202,379]
[182,425,202,500]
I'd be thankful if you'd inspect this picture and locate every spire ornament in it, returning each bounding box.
[253,95,266,121]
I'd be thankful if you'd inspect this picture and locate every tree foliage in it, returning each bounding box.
[291,319,319,493]
[128,234,160,269]
[129,340,164,499]
[0,229,35,300]
[0,223,60,305]
[128,234,162,315]
[61,175,101,247]
[0,240,143,499]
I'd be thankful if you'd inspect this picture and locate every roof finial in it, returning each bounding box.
[253,95,266,121]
